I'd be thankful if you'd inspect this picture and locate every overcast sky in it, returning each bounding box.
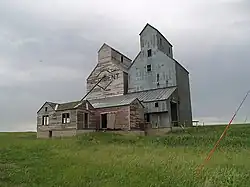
[0,0,250,131]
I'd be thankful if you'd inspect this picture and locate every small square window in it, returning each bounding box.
[121,56,123,62]
[45,107,47,112]
[155,102,159,107]
[147,49,152,57]
[147,65,151,72]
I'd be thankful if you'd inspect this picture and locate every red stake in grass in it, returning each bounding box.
[196,90,250,175]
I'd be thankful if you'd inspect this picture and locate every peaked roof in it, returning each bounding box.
[37,101,57,113]
[37,100,93,113]
[139,23,173,47]
[98,43,132,61]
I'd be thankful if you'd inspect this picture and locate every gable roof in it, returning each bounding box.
[98,43,132,61]
[87,43,131,80]
[37,100,94,113]
[89,87,177,108]
[139,23,173,47]
[37,101,57,113]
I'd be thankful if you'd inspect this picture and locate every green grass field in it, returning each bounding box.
[1,125,250,187]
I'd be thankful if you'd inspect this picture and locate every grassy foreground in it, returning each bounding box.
[1,125,250,187]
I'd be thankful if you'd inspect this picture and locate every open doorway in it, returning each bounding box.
[145,113,150,122]
[84,113,89,128]
[170,102,178,126]
[101,113,107,129]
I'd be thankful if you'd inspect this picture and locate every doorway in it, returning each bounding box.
[84,113,89,128]
[170,102,178,126]
[49,131,52,138]
[101,113,107,129]
[145,113,150,122]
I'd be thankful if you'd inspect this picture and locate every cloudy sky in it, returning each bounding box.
[0,0,250,131]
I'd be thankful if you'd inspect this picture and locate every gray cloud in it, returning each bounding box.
[0,0,250,131]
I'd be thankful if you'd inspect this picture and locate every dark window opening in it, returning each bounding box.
[160,38,162,46]
[49,131,52,138]
[45,107,47,112]
[157,73,160,82]
[62,113,70,124]
[101,113,107,129]
[171,102,178,126]
[121,56,123,62]
[155,102,159,107]
[84,113,89,128]
[147,65,151,72]
[147,49,152,57]
[42,115,49,125]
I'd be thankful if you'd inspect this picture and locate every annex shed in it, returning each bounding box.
[37,100,95,138]
[89,98,145,130]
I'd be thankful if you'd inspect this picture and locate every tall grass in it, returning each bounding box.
[0,124,250,186]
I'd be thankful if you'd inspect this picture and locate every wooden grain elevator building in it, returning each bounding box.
[36,23,192,138]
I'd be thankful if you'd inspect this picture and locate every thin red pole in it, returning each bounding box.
[196,90,250,175]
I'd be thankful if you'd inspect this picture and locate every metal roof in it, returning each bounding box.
[90,97,137,109]
[89,87,176,108]
[128,86,176,102]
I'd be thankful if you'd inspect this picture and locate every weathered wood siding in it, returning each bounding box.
[86,44,130,100]
[94,105,130,130]
[37,101,97,138]
[111,47,131,68]
[76,109,96,129]
[175,63,192,126]
[143,100,168,113]
[37,109,78,132]
[130,100,145,129]
[149,112,170,128]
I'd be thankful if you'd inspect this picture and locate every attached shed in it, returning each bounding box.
[37,100,95,138]
[89,86,177,128]
[89,98,145,130]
